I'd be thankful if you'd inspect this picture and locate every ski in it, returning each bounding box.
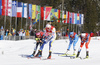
[58,53,71,56]
[40,58,55,60]
[27,57,41,59]
[80,57,90,60]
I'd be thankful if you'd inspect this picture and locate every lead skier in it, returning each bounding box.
[35,24,56,59]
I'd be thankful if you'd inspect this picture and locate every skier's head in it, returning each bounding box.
[70,32,74,38]
[81,33,86,38]
[46,24,51,29]
[36,31,41,37]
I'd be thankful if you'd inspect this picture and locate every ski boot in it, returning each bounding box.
[76,51,80,58]
[47,51,52,59]
[85,51,89,59]
[35,50,42,58]
[30,51,36,57]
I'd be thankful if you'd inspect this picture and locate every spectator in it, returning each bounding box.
[1,29,4,40]
[18,29,23,40]
[90,32,94,37]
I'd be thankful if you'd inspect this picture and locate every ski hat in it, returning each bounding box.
[46,24,51,28]
[81,33,86,37]
[36,32,40,36]
[70,32,74,36]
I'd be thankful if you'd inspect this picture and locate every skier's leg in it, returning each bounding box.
[76,42,84,57]
[35,42,46,57]
[47,38,55,59]
[66,40,73,54]
[73,38,78,54]
[31,42,39,56]
[85,37,91,58]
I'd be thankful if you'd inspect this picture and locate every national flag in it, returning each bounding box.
[12,1,17,17]
[2,0,12,16]
[81,14,84,24]
[44,6,52,21]
[62,10,64,23]
[50,8,54,21]
[72,12,74,24]
[64,11,66,23]
[65,11,68,23]
[7,0,12,16]
[58,9,60,22]
[28,4,32,19]
[35,5,40,22]
[0,0,2,15]
[69,12,72,24]
[60,10,62,23]
[77,13,80,24]
[79,14,81,24]
[22,3,27,18]
[67,11,69,23]
[17,2,23,17]
[74,13,77,24]
[32,5,36,19]
[54,9,58,21]
[41,7,44,20]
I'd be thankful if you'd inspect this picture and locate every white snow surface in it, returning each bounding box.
[0,37,100,65]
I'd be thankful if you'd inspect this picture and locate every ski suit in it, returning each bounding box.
[79,33,91,51]
[67,32,79,50]
[34,31,44,51]
[39,26,56,52]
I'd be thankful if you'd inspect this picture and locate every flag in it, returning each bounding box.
[54,9,58,21]
[62,10,64,23]
[41,7,44,20]
[17,2,23,17]
[28,4,32,19]
[58,10,60,22]
[67,11,69,23]
[81,14,84,24]
[74,13,77,24]
[0,0,2,15]
[72,13,74,24]
[32,5,36,19]
[2,0,12,16]
[65,11,68,23]
[7,0,12,16]
[22,3,27,18]
[79,14,81,24]
[44,6,52,21]
[60,10,62,23]
[77,13,80,24]
[69,12,72,24]
[64,11,66,23]
[50,8,54,21]
[35,5,40,22]
[12,1,17,17]
[2,0,6,15]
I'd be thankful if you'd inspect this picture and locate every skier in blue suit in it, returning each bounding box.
[66,32,79,55]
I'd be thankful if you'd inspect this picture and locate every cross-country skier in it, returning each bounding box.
[76,32,91,58]
[30,31,44,57]
[35,24,56,59]
[66,32,79,55]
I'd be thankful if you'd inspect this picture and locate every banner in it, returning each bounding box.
[17,2,23,17]
[22,3,27,18]
[32,5,36,19]
[0,0,2,15]
[12,1,17,17]
[44,6,52,21]
[28,4,32,19]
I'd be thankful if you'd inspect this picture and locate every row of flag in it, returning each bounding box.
[0,0,84,24]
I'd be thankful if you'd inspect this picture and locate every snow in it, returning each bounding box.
[0,37,100,65]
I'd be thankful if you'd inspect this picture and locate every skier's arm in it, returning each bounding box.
[73,34,78,42]
[85,35,90,42]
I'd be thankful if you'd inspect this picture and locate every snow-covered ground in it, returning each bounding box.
[0,37,100,65]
